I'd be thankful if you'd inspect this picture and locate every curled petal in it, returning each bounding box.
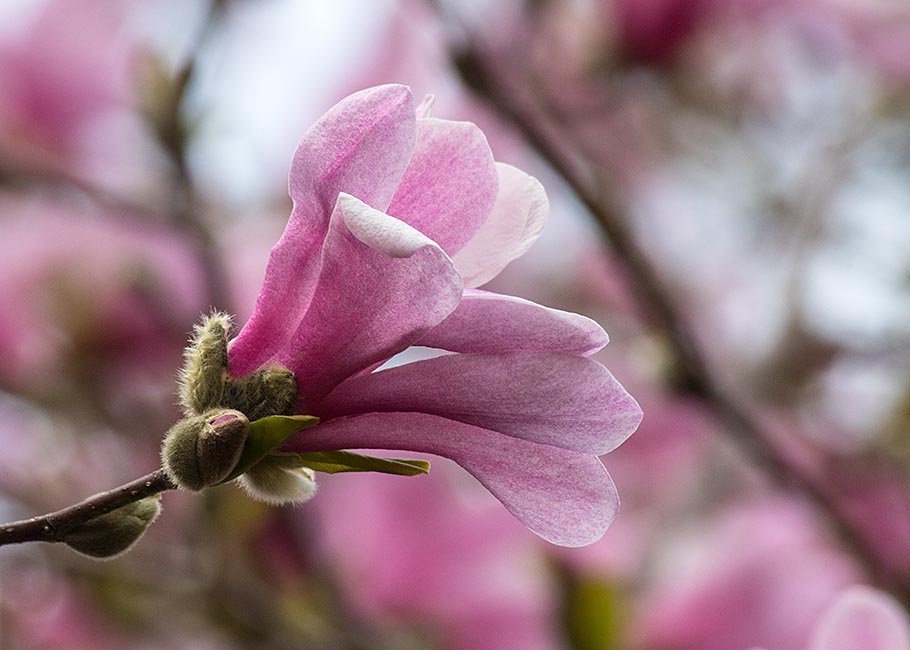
[278,194,463,409]
[453,163,548,287]
[810,586,910,650]
[230,85,417,375]
[419,289,608,356]
[284,412,619,546]
[387,117,498,256]
[318,351,642,455]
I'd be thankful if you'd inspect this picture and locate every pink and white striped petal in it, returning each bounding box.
[453,163,548,288]
[318,351,642,455]
[419,289,608,356]
[387,117,498,256]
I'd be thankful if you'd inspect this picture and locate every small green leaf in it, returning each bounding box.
[64,497,162,560]
[272,450,430,476]
[222,415,319,482]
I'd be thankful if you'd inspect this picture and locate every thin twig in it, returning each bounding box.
[0,470,175,547]
[443,39,910,603]
[0,161,166,221]
[150,0,231,312]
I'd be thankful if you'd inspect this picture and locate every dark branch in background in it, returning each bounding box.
[436,16,910,603]
[0,471,175,547]
[150,0,231,312]
[0,163,164,221]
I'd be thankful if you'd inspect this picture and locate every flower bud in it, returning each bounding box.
[64,497,161,560]
[224,365,298,422]
[179,312,232,416]
[239,456,317,505]
[162,409,249,491]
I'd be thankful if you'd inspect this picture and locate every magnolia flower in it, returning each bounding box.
[638,497,860,650]
[227,84,642,547]
[313,466,559,650]
[749,585,910,650]
[0,0,129,160]
[807,586,910,650]
[0,197,204,391]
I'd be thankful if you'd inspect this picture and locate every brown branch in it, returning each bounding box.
[0,161,166,221]
[444,41,910,603]
[0,470,175,548]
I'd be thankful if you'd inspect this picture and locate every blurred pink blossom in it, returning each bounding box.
[834,467,910,579]
[0,0,131,164]
[750,585,910,650]
[808,585,910,650]
[313,466,558,650]
[0,197,205,392]
[560,391,710,577]
[0,558,130,650]
[608,0,717,64]
[833,2,910,82]
[636,497,861,650]
[228,84,642,546]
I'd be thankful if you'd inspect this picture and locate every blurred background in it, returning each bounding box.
[0,0,908,648]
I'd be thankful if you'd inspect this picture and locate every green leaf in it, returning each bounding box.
[222,415,319,482]
[272,450,430,477]
[64,497,162,560]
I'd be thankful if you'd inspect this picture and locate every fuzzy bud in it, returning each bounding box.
[64,497,161,560]
[162,409,249,491]
[179,312,232,416]
[239,456,317,505]
[223,366,298,421]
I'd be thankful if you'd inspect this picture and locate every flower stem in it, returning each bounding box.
[0,470,175,548]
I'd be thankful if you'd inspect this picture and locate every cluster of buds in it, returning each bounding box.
[163,312,316,503]
[64,313,315,560]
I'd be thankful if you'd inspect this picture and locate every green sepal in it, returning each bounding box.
[222,415,319,482]
[271,450,430,477]
[63,496,162,560]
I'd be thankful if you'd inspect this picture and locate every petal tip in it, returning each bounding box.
[336,193,443,259]
[356,82,414,103]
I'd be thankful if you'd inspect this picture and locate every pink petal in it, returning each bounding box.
[284,412,618,546]
[288,84,417,214]
[230,85,417,375]
[453,163,548,288]
[277,194,463,410]
[387,117,498,256]
[418,289,609,356]
[810,586,910,650]
[317,351,642,454]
